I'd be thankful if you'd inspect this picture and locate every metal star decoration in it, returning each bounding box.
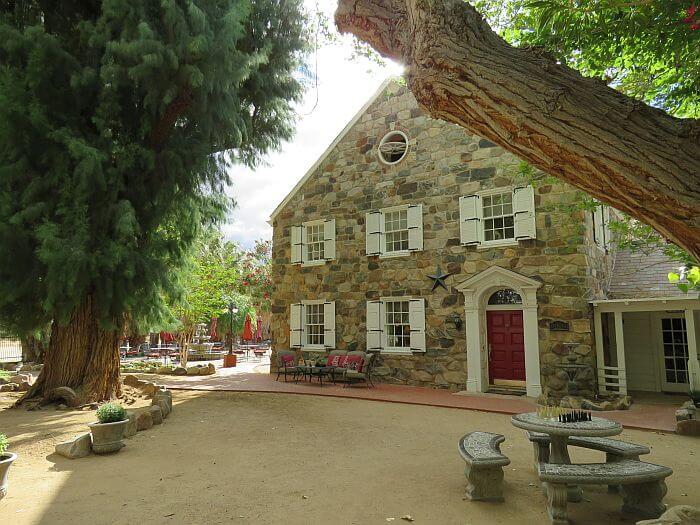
[427,264,452,291]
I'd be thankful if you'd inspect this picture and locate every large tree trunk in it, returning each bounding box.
[336,0,700,260]
[20,295,121,404]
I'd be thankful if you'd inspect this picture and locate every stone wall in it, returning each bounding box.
[271,82,605,394]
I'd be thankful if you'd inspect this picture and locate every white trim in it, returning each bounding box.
[591,295,699,313]
[377,130,409,166]
[269,78,394,222]
[456,266,542,397]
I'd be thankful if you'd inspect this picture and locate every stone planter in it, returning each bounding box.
[88,420,128,454]
[0,452,17,500]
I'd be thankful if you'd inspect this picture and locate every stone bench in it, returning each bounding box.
[537,460,672,525]
[526,431,650,491]
[458,431,510,502]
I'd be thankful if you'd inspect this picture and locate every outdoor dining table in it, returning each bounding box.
[511,412,623,502]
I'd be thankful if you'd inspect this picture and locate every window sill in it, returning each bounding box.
[380,349,414,356]
[379,250,412,259]
[301,260,327,267]
[301,346,327,352]
[477,240,519,250]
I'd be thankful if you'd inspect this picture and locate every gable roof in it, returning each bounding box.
[269,78,394,222]
[608,249,686,299]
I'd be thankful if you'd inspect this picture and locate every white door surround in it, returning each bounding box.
[456,266,543,397]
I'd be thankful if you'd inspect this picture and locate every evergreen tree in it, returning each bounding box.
[0,0,308,402]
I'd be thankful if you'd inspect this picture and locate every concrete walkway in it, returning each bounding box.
[135,363,680,433]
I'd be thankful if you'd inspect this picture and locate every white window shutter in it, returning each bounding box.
[290,225,303,264]
[459,195,481,245]
[290,303,304,348]
[513,186,536,240]
[324,219,336,261]
[593,205,604,248]
[407,204,423,251]
[366,300,383,351]
[323,301,335,349]
[602,206,611,251]
[366,212,382,256]
[409,298,426,352]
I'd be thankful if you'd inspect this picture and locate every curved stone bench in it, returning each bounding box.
[458,431,510,502]
[537,460,672,525]
[526,431,650,491]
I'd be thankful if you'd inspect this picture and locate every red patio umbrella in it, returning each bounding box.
[160,331,174,343]
[242,315,253,342]
[255,318,262,342]
[210,317,218,340]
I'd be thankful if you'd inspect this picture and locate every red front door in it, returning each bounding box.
[487,310,525,382]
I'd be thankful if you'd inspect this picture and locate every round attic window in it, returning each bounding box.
[378,131,408,165]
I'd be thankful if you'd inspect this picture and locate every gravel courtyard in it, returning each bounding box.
[0,390,697,525]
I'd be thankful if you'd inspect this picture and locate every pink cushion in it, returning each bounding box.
[345,355,364,372]
[327,355,341,367]
[280,354,295,366]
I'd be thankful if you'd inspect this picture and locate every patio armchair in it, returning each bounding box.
[275,350,300,382]
[343,352,376,388]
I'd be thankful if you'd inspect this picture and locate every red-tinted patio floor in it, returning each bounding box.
[142,367,679,433]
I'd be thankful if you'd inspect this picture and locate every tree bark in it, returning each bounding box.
[19,295,121,404]
[335,0,700,260]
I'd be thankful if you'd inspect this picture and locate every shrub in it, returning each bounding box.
[0,434,8,455]
[96,403,127,424]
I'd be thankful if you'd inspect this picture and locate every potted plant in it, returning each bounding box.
[88,403,128,454]
[0,433,17,500]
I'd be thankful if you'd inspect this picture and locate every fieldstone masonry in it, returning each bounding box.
[271,82,611,394]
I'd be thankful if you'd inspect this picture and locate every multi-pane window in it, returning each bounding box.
[305,303,325,347]
[482,192,514,242]
[306,223,325,262]
[385,300,411,349]
[384,209,409,253]
[661,318,689,384]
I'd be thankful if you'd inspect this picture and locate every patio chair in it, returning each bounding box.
[343,352,376,388]
[275,350,300,382]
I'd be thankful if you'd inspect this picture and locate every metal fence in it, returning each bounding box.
[0,330,22,362]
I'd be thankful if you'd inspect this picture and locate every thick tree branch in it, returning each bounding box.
[336,0,700,260]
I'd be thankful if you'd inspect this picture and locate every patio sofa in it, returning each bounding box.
[321,350,375,387]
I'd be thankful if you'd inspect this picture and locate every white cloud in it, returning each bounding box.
[223,1,403,247]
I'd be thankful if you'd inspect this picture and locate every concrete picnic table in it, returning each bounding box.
[511,412,623,502]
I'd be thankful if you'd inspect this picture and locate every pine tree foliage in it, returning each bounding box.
[0,1,308,335]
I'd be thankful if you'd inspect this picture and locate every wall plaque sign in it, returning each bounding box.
[549,320,570,331]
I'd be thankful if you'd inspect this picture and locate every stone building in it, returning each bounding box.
[269,79,700,400]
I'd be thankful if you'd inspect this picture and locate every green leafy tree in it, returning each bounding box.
[472,0,700,117]
[471,0,700,290]
[0,1,308,403]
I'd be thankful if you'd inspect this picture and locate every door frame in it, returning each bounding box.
[456,266,542,397]
[486,308,526,386]
[657,312,690,393]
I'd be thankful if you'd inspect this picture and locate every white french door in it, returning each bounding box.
[658,315,690,393]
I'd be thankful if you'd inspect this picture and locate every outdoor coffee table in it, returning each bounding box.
[511,412,622,502]
[299,366,335,386]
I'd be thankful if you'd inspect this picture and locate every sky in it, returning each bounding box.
[222,0,403,247]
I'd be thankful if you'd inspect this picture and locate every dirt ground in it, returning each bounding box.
[0,390,697,525]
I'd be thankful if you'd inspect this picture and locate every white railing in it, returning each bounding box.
[597,365,627,395]
[0,337,22,362]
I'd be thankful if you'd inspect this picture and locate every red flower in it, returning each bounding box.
[684,4,699,29]
[243,281,249,286]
